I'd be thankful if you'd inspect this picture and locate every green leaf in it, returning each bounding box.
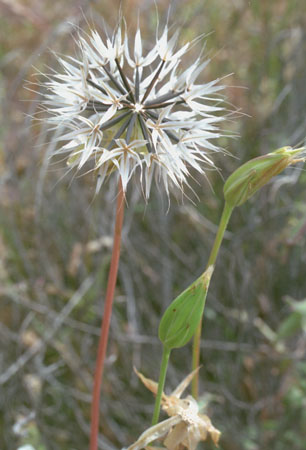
[159,266,214,350]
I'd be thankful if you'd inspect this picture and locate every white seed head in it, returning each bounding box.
[40,19,229,200]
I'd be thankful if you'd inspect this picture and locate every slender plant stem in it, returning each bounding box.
[152,347,171,426]
[191,314,203,399]
[191,202,233,399]
[89,178,125,450]
[206,202,233,269]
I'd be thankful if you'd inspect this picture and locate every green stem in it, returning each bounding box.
[152,346,171,425]
[191,202,234,399]
[207,202,234,268]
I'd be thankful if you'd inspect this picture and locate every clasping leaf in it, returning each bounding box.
[159,266,214,350]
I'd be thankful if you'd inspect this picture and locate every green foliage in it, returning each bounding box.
[159,267,213,349]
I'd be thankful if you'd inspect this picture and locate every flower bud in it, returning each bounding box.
[224,147,305,208]
[159,266,214,350]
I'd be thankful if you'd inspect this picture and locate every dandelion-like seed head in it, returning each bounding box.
[41,19,227,200]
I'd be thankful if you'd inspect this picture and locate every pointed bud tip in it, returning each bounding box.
[224,146,305,208]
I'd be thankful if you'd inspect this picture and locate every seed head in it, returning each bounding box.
[41,19,228,199]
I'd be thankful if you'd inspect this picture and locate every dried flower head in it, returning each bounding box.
[41,19,227,199]
[125,368,220,450]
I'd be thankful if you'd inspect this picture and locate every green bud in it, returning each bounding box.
[224,146,305,208]
[159,266,214,350]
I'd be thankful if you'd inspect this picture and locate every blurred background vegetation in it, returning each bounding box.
[1,0,306,449]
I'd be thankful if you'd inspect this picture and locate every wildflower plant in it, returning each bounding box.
[37,10,306,450]
[39,16,230,450]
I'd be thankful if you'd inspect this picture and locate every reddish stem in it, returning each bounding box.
[89,178,125,450]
